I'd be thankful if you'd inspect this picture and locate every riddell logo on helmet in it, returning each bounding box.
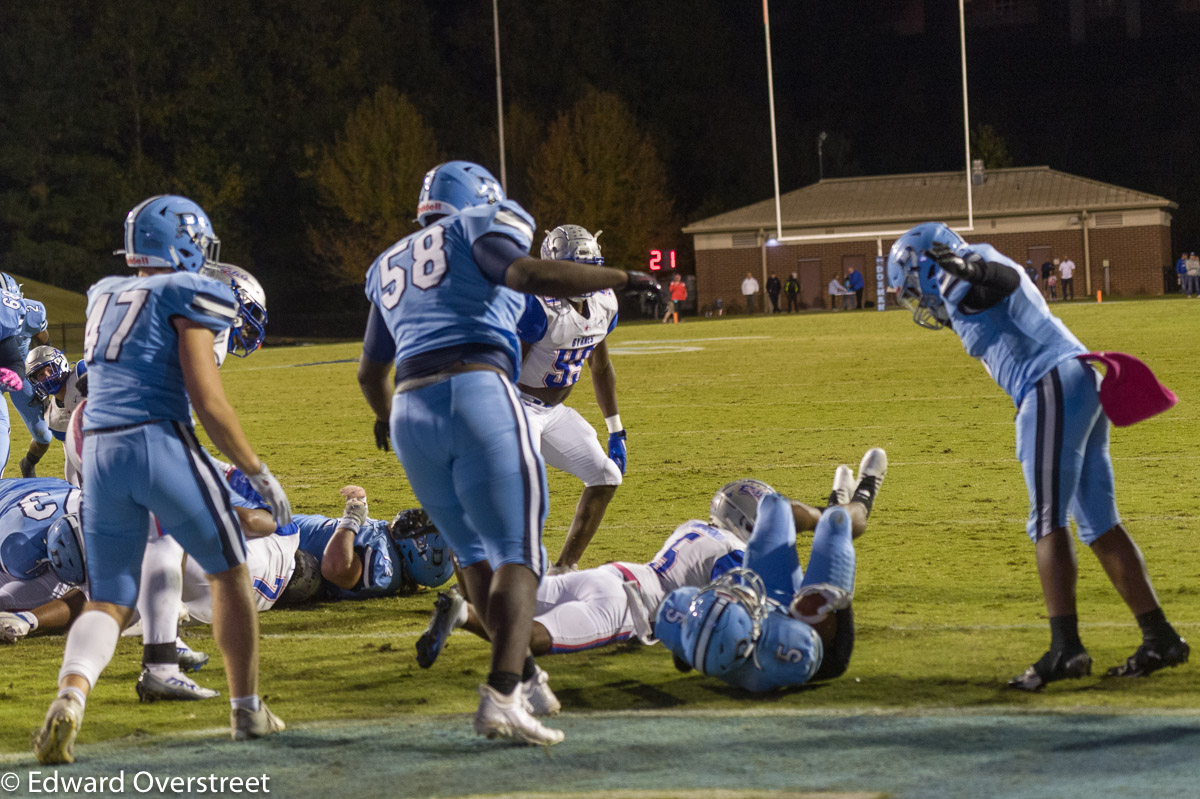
[126,255,153,266]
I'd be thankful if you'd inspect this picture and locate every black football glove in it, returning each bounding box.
[927,242,981,281]
[374,418,390,452]
[623,270,661,293]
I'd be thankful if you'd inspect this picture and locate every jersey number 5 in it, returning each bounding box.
[379,227,449,310]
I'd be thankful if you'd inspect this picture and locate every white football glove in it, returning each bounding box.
[339,497,368,533]
[246,462,292,526]
[0,611,37,643]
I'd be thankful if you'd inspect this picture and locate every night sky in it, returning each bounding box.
[2,0,1198,315]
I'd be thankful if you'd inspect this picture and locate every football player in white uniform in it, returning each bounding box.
[416,449,886,672]
[516,225,625,571]
[23,345,88,483]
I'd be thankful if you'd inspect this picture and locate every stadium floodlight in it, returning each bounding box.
[761,0,975,244]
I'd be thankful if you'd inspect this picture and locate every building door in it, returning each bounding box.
[1028,245,1052,274]
[796,259,822,308]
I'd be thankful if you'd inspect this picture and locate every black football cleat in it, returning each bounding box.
[1008,648,1092,692]
[1106,637,1189,678]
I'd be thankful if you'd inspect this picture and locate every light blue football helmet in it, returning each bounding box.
[46,514,86,585]
[118,195,220,273]
[400,529,453,588]
[681,568,769,676]
[416,161,504,227]
[0,272,21,297]
[886,222,966,330]
[24,345,71,400]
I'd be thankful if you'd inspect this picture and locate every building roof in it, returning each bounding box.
[682,166,1176,234]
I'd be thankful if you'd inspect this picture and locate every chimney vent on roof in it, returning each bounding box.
[971,159,985,186]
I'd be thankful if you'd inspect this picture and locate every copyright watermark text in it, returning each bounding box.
[2,770,270,794]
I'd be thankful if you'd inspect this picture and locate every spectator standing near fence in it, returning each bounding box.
[1025,260,1039,285]
[741,272,759,314]
[1188,253,1200,298]
[784,272,800,312]
[1177,253,1189,296]
[828,276,850,311]
[766,273,782,314]
[1059,257,1076,301]
[665,273,687,324]
[1041,259,1055,298]
[845,266,864,310]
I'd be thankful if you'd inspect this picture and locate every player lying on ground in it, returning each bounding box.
[516,224,627,572]
[293,485,453,600]
[887,222,1188,690]
[415,449,885,677]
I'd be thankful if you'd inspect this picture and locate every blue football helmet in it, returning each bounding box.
[208,263,267,357]
[0,272,21,297]
[399,529,453,588]
[709,478,775,543]
[24,345,71,400]
[416,161,504,227]
[0,533,48,580]
[886,222,966,330]
[118,195,221,273]
[682,568,769,676]
[46,514,86,585]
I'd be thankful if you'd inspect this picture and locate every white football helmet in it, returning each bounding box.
[207,263,267,357]
[24,345,70,400]
[541,224,604,301]
[709,478,775,543]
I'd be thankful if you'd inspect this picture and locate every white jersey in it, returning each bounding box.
[181,532,299,623]
[648,520,745,596]
[517,290,619,391]
[43,366,87,437]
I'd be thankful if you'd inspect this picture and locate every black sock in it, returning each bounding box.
[142,642,177,667]
[1135,608,1177,644]
[25,448,45,466]
[521,656,537,682]
[1049,615,1083,653]
[851,477,877,517]
[487,671,521,696]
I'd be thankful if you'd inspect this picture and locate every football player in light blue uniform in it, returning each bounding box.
[887,222,1188,690]
[358,160,656,746]
[0,273,53,477]
[34,195,292,766]
[655,450,886,692]
[0,477,82,611]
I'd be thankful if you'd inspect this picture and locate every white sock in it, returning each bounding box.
[138,534,185,646]
[230,695,261,713]
[58,686,86,709]
[59,610,121,688]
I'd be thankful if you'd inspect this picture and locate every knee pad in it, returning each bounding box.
[811,604,854,682]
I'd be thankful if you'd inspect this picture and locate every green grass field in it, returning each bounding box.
[2,298,1198,756]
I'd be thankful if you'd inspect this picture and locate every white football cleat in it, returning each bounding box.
[0,611,35,643]
[415,587,467,669]
[521,666,562,717]
[474,684,564,746]
[136,668,220,702]
[829,465,855,506]
[176,638,210,672]
[231,701,285,741]
[852,448,888,515]
[34,693,84,765]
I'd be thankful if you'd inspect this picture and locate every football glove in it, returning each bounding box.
[0,367,22,393]
[927,242,982,282]
[623,271,660,293]
[246,462,292,526]
[374,418,390,452]
[390,507,437,541]
[607,430,627,475]
[225,467,267,507]
[0,611,36,643]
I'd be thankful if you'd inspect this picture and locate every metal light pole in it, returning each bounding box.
[817,131,828,181]
[493,0,507,192]
[762,0,783,242]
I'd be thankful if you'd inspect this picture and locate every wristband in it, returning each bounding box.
[337,515,362,534]
[605,414,623,434]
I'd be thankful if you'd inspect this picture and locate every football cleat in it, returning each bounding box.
[473,684,564,746]
[521,666,562,717]
[1008,648,1092,692]
[415,587,467,669]
[231,701,285,741]
[1106,637,1189,678]
[176,641,210,672]
[851,448,888,516]
[0,611,34,643]
[829,464,855,506]
[136,668,220,702]
[34,693,84,765]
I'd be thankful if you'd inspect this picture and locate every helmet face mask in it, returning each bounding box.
[887,222,964,331]
[416,161,505,227]
[278,550,322,605]
[541,225,605,301]
[709,478,775,543]
[206,263,267,357]
[686,568,769,676]
[25,345,70,400]
[118,195,220,274]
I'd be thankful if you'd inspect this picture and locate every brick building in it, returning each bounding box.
[682,166,1176,313]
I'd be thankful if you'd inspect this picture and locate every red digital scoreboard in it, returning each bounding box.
[648,250,677,271]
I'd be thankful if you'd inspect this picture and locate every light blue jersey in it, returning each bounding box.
[295,514,451,597]
[0,477,80,580]
[82,272,237,430]
[364,200,534,379]
[939,244,1086,406]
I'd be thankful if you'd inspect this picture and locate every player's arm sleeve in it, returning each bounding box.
[21,301,48,337]
[515,294,548,342]
[957,261,1021,314]
[472,233,530,285]
[174,277,238,333]
[361,304,396,364]
[607,310,619,335]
